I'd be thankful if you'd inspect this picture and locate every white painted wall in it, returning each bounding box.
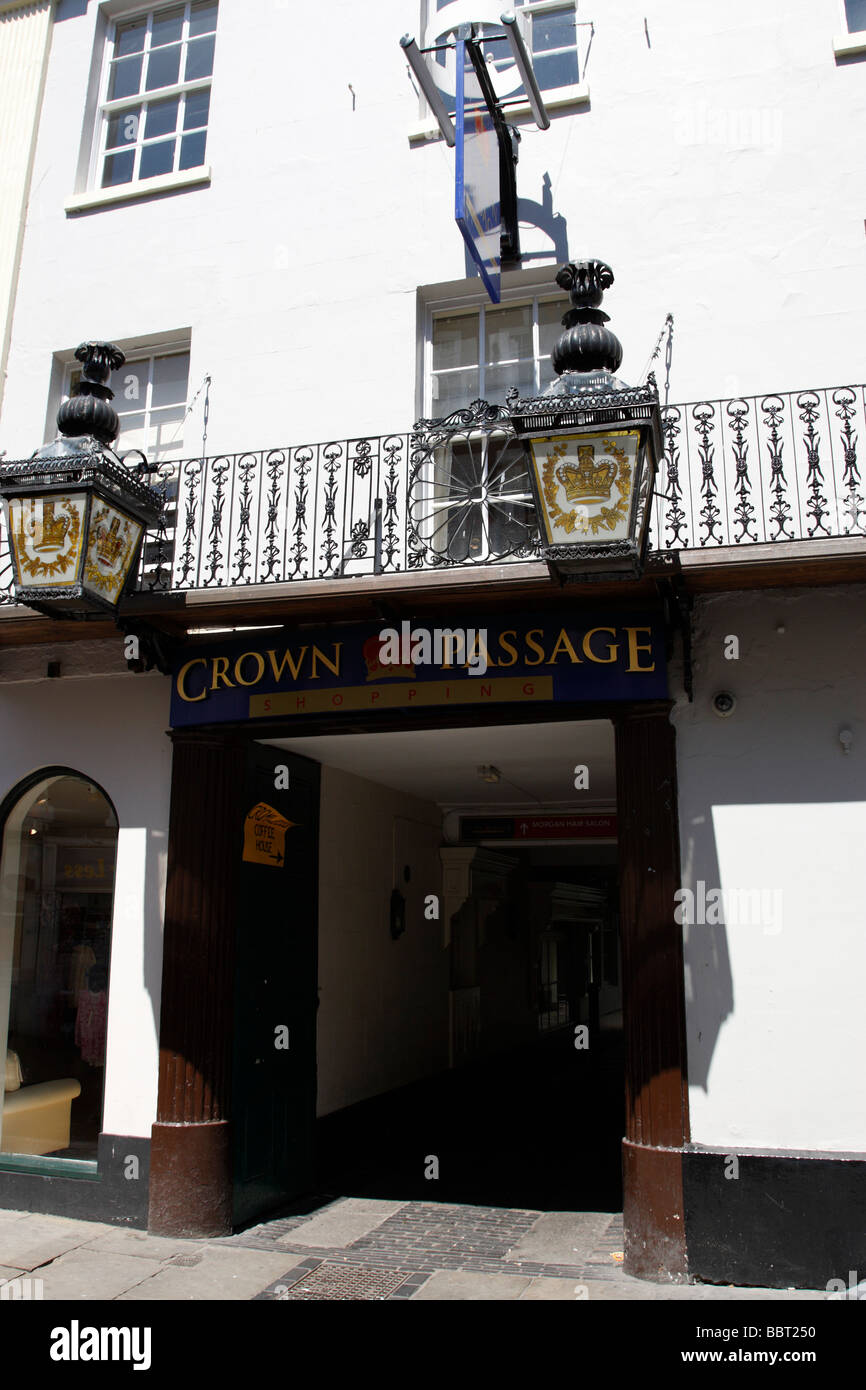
[672,584,866,1152]
[0,0,862,460]
[0,661,171,1138]
[0,0,53,419]
[316,763,447,1115]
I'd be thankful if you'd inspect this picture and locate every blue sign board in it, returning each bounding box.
[455,37,501,303]
[170,613,668,728]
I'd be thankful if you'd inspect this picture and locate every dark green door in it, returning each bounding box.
[232,743,320,1227]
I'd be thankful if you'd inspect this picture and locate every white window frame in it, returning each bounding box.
[423,286,566,419]
[411,0,588,144]
[58,338,192,464]
[413,275,567,564]
[834,0,866,54]
[74,1,217,208]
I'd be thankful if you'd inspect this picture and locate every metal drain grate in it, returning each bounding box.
[277,1263,410,1301]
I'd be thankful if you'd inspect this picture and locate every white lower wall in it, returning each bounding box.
[0,663,171,1140]
[316,764,447,1116]
[673,585,866,1153]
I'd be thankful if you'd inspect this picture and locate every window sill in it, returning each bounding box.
[65,166,211,215]
[408,83,590,145]
[0,1153,99,1179]
[833,31,866,57]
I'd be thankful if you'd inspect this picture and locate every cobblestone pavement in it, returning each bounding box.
[225,1201,598,1286]
[0,1201,828,1301]
[218,1201,823,1301]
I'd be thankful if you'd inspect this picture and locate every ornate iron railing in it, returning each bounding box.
[1,383,864,604]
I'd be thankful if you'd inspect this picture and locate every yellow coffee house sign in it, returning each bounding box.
[242,803,295,867]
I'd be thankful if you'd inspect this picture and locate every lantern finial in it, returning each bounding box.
[550,259,624,380]
[56,341,125,445]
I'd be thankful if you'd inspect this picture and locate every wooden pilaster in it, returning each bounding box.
[615,701,690,1279]
[148,730,245,1237]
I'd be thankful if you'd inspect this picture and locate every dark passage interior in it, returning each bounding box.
[316,845,624,1214]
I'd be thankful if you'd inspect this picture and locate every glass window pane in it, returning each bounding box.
[431,368,479,416]
[115,412,147,453]
[146,43,181,90]
[539,358,557,392]
[0,775,118,1161]
[144,96,179,140]
[152,6,184,47]
[538,300,565,358]
[108,54,143,101]
[151,404,186,457]
[531,8,575,53]
[102,149,135,187]
[183,86,210,130]
[846,0,866,31]
[190,1,219,38]
[485,360,535,401]
[118,365,145,407]
[485,304,532,364]
[533,48,579,91]
[432,315,478,371]
[151,353,190,408]
[106,106,142,149]
[140,140,176,178]
[185,34,216,81]
[115,18,146,57]
[179,130,207,169]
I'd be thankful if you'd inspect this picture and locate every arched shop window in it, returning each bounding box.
[0,771,118,1162]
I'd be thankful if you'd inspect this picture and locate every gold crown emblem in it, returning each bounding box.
[31,502,71,552]
[556,444,617,506]
[95,515,126,569]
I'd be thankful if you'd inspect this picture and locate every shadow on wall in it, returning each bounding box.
[678,806,730,1094]
[463,171,570,280]
[673,591,866,1094]
[143,828,165,1041]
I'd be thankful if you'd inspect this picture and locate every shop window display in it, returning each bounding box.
[0,774,117,1161]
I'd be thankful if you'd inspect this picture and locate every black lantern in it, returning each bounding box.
[0,342,162,616]
[508,260,662,581]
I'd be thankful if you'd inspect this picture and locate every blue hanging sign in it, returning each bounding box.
[455,37,501,304]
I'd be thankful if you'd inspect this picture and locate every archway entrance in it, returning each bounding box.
[153,692,688,1277]
[0,771,118,1161]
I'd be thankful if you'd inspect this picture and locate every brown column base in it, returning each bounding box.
[623,1139,688,1282]
[149,1120,232,1238]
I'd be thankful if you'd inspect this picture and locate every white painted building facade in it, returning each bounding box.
[0,0,864,1286]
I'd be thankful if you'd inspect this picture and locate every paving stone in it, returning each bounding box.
[83,1230,207,1262]
[506,1211,615,1266]
[519,1277,593,1300]
[280,1198,407,1250]
[117,1247,305,1301]
[0,1215,115,1271]
[39,1249,163,1301]
[411,1269,532,1300]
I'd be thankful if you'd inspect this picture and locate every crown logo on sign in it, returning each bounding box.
[31,502,71,552]
[95,515,126,569]
[556,445,616,506]
[362,634,415,682]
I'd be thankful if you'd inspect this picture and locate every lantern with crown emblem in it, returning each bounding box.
[0,342,162,616]
[508,260,663,581]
